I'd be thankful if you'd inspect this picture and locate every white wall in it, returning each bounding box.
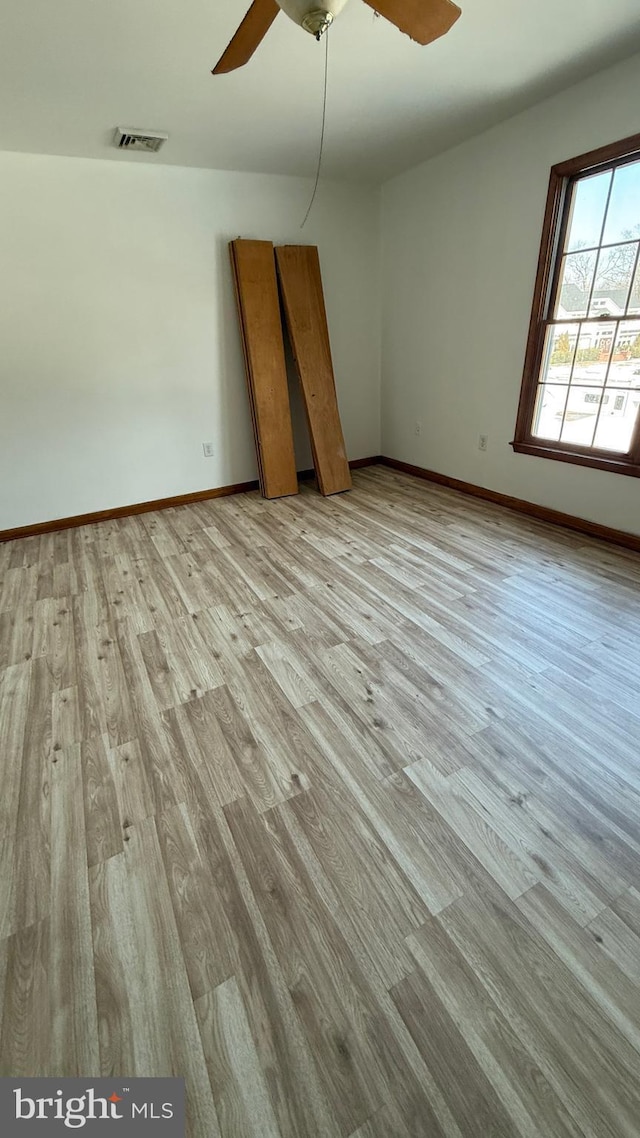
[381,51,640,536]
[0,153,381,529]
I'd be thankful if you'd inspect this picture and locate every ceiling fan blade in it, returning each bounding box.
[212,0,280,74]
[362,0,461,46]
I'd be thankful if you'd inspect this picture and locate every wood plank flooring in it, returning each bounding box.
[1,465,640,1137]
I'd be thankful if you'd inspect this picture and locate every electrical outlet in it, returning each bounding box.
[202,442,214,458]
[478,434,488,452]
[415,420,422,436]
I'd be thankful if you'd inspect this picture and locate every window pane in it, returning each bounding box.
[541,323,580,384]
[559,386,602,447]
[555,251,596,316]
[628,257,640,315]
[605,321,640,387]
[593,391,639,453]
[589,241,639,316]
[570,324,614,385]
[566,170,611,252]
[532,384,567,441]
[602,160,640,245]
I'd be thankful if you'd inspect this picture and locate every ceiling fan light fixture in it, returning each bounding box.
[212,0,462,77]
[301,9,334,37]
[275,0,350,35]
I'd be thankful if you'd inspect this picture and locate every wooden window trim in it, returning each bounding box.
[512,131,640,477]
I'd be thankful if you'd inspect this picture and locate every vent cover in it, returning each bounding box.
[114,127,168,153]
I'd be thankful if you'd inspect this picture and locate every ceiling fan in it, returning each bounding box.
[212,0,461,74]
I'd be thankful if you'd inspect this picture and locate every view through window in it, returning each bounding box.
[514,135,640,475]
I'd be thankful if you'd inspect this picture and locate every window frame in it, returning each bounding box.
[512,131,640,478]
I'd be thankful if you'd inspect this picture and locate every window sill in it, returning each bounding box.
[511,439,640,478]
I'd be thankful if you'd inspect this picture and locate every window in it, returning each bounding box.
[513,133,640,477]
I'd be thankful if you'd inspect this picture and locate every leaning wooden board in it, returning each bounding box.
[229,241,266,496]
[275,245,352,496]
[229,239,298,499]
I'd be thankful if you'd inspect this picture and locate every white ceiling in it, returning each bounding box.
[1,0,640,183]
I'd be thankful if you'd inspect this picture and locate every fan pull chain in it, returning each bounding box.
[301,27,330,229]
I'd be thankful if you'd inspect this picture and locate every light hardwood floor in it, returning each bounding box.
[1,465,640,1137]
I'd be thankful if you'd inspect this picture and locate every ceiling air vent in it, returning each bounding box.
[113,127,168,153]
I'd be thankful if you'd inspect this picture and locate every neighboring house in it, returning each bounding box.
[557,284,640,354]
[536,283,640,445]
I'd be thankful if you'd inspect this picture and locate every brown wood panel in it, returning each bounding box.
[229,244,267,498]
[275,245,352,496]
[212,0,280,75]
[229,240,298,501]
[361,0,461,46]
